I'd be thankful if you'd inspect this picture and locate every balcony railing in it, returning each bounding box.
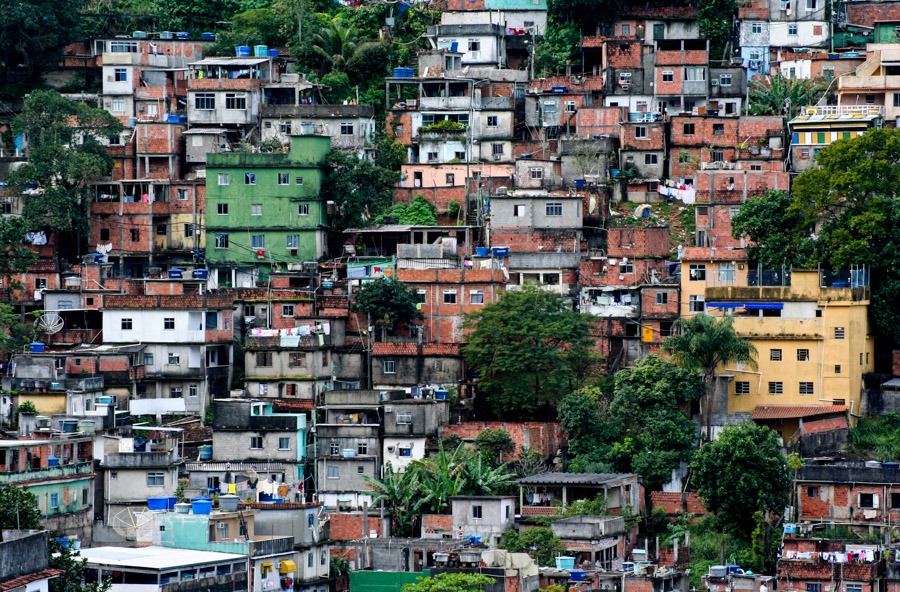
[0,461,93,485]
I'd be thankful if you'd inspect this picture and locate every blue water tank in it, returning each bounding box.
[267,49,280,57]
[30,342,45,353]
[48,456,60,467]
[176,32,190,40]
[192,269,209,280]
[198,445,213,460]
[574,179,586,188]
[475,247,490,257]
[148,497,169,511]
[235,46,251,57]
[253,45,268,57]
[491,247,509,257]
[201,32,216,41]
[168,268,184,279]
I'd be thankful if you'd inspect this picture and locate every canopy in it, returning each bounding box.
[706,302,783,310]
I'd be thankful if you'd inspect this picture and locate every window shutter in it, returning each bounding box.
[857,493,861,507]
[873,494,880,509]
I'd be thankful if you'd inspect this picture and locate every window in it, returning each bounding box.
[800,382,815,395]
[194,93,215,110]
[620,261,634,274]
[278,173,289,185]
[894,94,900,108]
[163,317,175,330]
[712,123,725,136]
[807,585,821,592]
[50,493,59,509]
[215,234,229,248]
[834,327,845,339]
[689,295,705,312]
[298,204,309,216]
[415,290,426,304]
[249,436,263,450]
[396,412,412,425]
[865,94,875,105]
[357,466,364,474]
[801,148,810,159]
[278,122,290,134]
[383,360,396,374]
[399,447,412,457]
[130,228,140,242]
[189,385,198,397]
[621,24,631,35]
[278,437,290,450]
[0,201,11,215]
[278,305,294,320]
[751,22,763,33]
[217,203,229,215]
[806,0,817,9]
[296,176,304,185]
[645,154,658,165]
[735,381,750,395]
[662,70,674,83]
[147,472,165,487]
[286,235,299,250]
[217,173,230,186]
[656,292,668,305]
[683,123,695,135]
[513,204,526,217]
[635,126,647,139]
[340,122,354,135]
[83,488,89,505]
[468,39,480,51]
[720,74,732,86]
[492,143,504,155]
[858,493,876,508]
[244,173,256,185]
[546,202,563,216]
[326,465,340,479]
[718,263,735,282]
[168,353,180,365]
[446,173,455,185]
[835,364,842,374]
[111,98,125,113]
[156,224,168,237]
[357,441,368,455]
[565,101,576,112]
[472,505,483,519]
[797,349,810,361]
[256,352,272,367]
[807,486,820,498]
[184,223,195,237]
[251,235,265,249]
[891,493,900,508]
[170,387,183,398]
[770,349,782,361]
[529,167,543,180]
[121,318,133,330]
[250,203,262,216]
[788,24,798,35]
[684,67,705,81]
[768,382,784,395]
[225,93,247,110]
[143,353,154,366]
[443,290,457,304]
[487,115,498,127]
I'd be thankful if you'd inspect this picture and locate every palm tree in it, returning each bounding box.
[364,463,425,537]
[310,17,359,72]
[662,313,757,441]
[748,75,829,119]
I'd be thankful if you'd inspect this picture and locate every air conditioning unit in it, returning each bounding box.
[387,446,395,453]
[493,154,501,160]
[621,83,631,91]
[384,406,393,413]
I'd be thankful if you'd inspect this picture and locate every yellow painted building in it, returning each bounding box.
[679,268,874,434]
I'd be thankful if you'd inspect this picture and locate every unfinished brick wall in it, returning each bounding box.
[650,491,708,515]
[329,512,385,541]
[440,421,567,461]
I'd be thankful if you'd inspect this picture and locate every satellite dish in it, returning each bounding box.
[35,312,64,335]
[110,508,155,541]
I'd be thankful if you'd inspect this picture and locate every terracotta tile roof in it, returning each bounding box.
[371,342,461,356]
[751,405,849,420]
[528,75,605,91]
[273,399,315,412]
[801,416,849,434]
[0,569,63,592]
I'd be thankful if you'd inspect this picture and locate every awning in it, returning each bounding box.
[279,560,296,575]
[707,302,784,310]
[751,405,848,420]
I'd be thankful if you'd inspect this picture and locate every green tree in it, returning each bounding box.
[557,387,608,458]
[10,90,123,256]
[377,194,437,225]
[605,355,702,490]
[698,0,737,63]
[0,485,42,531]
[402,573,494,592]
[310,15,359,72]
[49,537,111,592]
[364,463,426,537]
[322,147,400,232]
[209,7,286,52]
[690,422,791,538]
[498,527,567,567]
[0,217,38,291]
[464,286,597,420]
[748,75,828,118]
[150,0,240,33]
[474,428,516,466]
[730,190,816,269]
[534,21,581,76]
[351,279,423,337]
[662,314,757,441]
[0,0,82,93]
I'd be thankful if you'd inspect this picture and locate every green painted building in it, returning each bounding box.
[205,135,331,284]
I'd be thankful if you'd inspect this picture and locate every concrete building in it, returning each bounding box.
[0,530,62,592]
[204,135,330,281]
[516,473,641,519]
[381,397,450,472]
[450,496,516,546]
[788,105,883,173]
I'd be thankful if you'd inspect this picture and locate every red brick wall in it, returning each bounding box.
[738,0,769,19]
[608,227,671,258]
[655,67,684,96]
[440,421,567,461]
[893,350,900,377]
[650,491,708,515]
[605,41,643,68]
[393,186,467,214]
[328,512,385,541]
[576,107,629,137]
[621,122,665,150]
[489,229,582,253]
[847,2,900,26]
[656,49,708,66]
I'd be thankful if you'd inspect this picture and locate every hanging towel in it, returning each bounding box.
[280,335,300,347]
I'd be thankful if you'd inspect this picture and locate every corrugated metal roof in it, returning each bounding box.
[751,405,848,420]
[516,472,635,486]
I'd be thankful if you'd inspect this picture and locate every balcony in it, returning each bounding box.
[0,461,94,485]
[105,449,179,469]
[260,104,375,118]
[1,375,104,393]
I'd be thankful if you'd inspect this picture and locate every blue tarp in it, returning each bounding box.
[707,302,784,310]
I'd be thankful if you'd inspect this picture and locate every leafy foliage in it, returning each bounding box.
[698,0,737,63]
[376,194,437,225]
[365,444,516,537]
[0,0,82,93]
[731,191,815,269]
[534,21,581,76]
[850,413,900,461]
[498,527,567,567]
[50,537,112,592]
[150,0,240,33]
[9,90,123,255]
[321,140,403,231]
[464,286,598,420]
[0,485,42,530]
[748,75,828,119]
[663,314,757,441]
[402,573,494,592]
[691,422,791,538]
[351,279,423,330]
[474,428,516,466]
[0,216,38,290]
[16,401,38,415]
